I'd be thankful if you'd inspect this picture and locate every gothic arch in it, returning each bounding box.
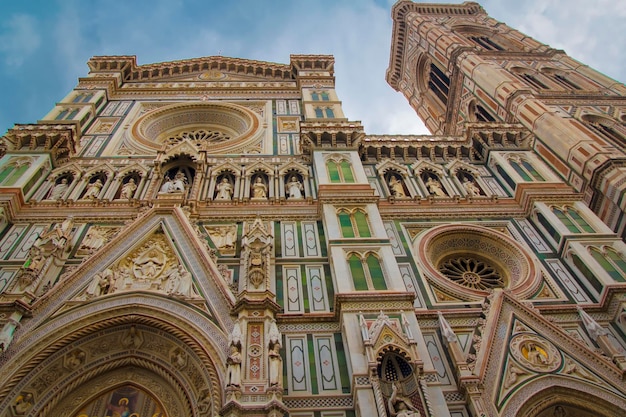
[0,295,227,417]
[502,377,626,417]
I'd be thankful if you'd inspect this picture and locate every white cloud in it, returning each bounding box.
[0,14,41,68]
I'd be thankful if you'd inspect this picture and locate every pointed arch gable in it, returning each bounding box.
[12,208,235,341]
[474,292,626,415]
[277,160,308,177]
[375,159,410,176]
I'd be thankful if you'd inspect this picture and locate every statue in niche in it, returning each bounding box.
[86,267,115,298]
[83,178,103,199]
[171,171,187,192]
[251,176,267,199]
[47,177,69,200]
[226,320,243,387]
[120,178,137,200]
[216,177,234,200]
[160,176,173,193]
[13,393,34,415]
[388,382,421,417]
[425,176,446,197]
[267,319,283,387]
[388,175,406,198]
[248,248,266,289]
[286,176,303,199]
[462,176,482,196]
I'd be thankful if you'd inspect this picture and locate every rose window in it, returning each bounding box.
[438,256,504,290]
[166,129,231,147]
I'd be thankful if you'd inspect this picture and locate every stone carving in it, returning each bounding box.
[120,178,137,200]
[425,176,446,197]
[205,225,238,255]
[160,171,187,193]
[267,319,283,387]
[286,176,303,199]
[47,177,69,200]
[64,349,86,370]
[438,312,457,343]
[164,263,196,298]
[77,226,117,255]
[504,363,526,389]
[226,320,243,387]
[85,267,115,298]
[510,334,562,373]
[388,382,420,417]
[215,177,234,200]
[170,347,187,369]
[13,392,34,415]
[359,314,370,342]
[197,389,213,416]
[251,176,267,199]
[462,176,482,196]
[389,175,406,198]
[83,178,103,199]
[121,325,144,349]
[240,218,273,291]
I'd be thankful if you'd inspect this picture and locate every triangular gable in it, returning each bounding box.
[29,207,235,332]
[473,291,626,415]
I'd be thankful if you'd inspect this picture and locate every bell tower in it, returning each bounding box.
[387,1,626,237]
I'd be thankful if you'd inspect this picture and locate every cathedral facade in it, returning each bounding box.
[0,2,625,417]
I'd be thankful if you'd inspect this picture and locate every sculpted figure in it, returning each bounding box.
[388,382,420,417]
[47,178,69,200]
[252,176,267,199]
[389,175,406,198]
[86,267,115,298]
[267,320,283,387]
[167,264,194,297]
[216,177,234,200]
[83,178,103,199]
[462,177,481,196]
[171,171,187,192]
[13,393,34,415]
[120,178,137,199]
[286,176,303,199]
[426,176,446,197]
[160,176,173,193]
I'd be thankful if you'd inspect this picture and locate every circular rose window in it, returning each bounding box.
[131,102,261,153]
[414,224,541,299]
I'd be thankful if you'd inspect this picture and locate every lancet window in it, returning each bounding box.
[338,209,371,238]
[348,252,386,290]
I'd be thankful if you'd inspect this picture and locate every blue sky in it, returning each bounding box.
[0,0,624,136]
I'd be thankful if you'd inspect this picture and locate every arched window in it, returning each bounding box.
[509,158,545,181]
[468,100,496,122]
[521,73,549,90]
[314,107,324,118]
[327,158,355,183]
[582,115,625,147]
[320,91,330,101]
[311,92,319,101]
[589,247,626,281]
[428,63,450,106]
[325,107,335,118]
[72,92,94,103]
[337,209,371,238]
[552,206,594,233]
[468,35,503,51]
[348,252,387,290]
[0,164,15,184]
